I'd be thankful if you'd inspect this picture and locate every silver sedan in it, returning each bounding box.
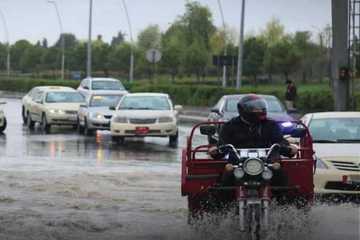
[77,94,124,136]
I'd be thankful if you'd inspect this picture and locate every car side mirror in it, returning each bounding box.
[211,108,221,115]
[109,106,116,111]
[174,105,183,112]
[83,86,89,90]
[200,125,216,136]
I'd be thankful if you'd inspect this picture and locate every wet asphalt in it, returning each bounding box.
[0,98,358,240]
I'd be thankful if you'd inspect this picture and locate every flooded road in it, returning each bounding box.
[0,98,359,240]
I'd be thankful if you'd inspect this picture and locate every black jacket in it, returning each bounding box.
[218,117,293,157]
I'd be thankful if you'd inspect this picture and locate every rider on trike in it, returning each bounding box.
[181,94,315,234]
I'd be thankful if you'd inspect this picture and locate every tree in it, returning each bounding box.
[54,33,78,49]
[137,24,161,50]
[180,1,216,50]
[20,45,44,73]
[265,36,300,81]
[111,31,126,47]
[243,37,266,84]
[92,35,111,75]
[0,43,8,70]
[161,23,187,81]
[260,18,286,82]
[11,40,33,71]
[292,31,315,83]
[42,38,48,48]
[260,18,285,45]
[108,42,138,75]
[184,39,209,81]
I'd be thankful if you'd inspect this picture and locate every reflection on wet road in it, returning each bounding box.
[0,98,358,240]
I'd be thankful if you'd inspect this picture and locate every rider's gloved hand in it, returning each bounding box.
[208,146,219,159]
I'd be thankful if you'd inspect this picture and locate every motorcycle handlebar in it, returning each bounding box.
[217,143,281,162]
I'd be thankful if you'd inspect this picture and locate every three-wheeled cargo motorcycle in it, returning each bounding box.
[181,121,315,238]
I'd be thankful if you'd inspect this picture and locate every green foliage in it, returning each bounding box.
[180,1,216,50]
[243,37,266,82]
[137,24,161,50]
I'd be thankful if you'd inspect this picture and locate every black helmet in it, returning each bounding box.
[237,94,267,124]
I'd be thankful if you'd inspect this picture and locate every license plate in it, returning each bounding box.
[135,127,149,135]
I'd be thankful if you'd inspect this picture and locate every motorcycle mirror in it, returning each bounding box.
[200,125,216,136]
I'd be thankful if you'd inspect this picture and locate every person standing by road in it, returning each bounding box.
[285,79,297,110]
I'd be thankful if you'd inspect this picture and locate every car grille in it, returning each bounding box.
[104,115,112,119]
[330,161,360,172]
[325,181,360,191]
[65,110,77,115]
[129,118,157,124]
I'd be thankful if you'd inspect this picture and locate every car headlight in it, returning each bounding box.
[113,116,128,123]
[49,109,65,114]
[315,157,328,169]
[158,116,174,123]
[234,168,245,179]
[262,168,273,180]
[91,112,104,119]
[243,158,264,176]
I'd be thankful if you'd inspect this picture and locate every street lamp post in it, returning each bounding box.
[48,0,65,80]
[217,0,227,88]
[0,9,10,77]
[122,0,134,83]
[87,0,93,78]
[236,0,246,89]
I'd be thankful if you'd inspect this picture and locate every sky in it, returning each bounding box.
[0,0,331,45]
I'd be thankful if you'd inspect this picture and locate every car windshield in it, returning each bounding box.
[118,96,171,110]
[309,118,360,142]
[90,95,122,107]
[46,92,84,103]
[92,80,124,90]
[225,97,285,113]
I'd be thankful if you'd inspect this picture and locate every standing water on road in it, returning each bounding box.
[0,98,358,239]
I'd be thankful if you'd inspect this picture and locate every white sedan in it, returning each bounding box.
[110,93,182,146]
[25,86,85,133]
[302,112,360,197]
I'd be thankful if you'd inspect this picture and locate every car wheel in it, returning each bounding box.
[0,118,6,133]
[169,131,178,147]
[112,136,124,144]
[41,114,51,134]
[22,106,27,125]
[26,112,35,130]
[84,119,94,136]
[77,119,84,134]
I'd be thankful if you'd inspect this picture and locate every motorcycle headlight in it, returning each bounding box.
[262,168,273,180]
[243,158,264,176]
[158,116,174,123]
[234,168,245,179]
[113,116,128,123]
